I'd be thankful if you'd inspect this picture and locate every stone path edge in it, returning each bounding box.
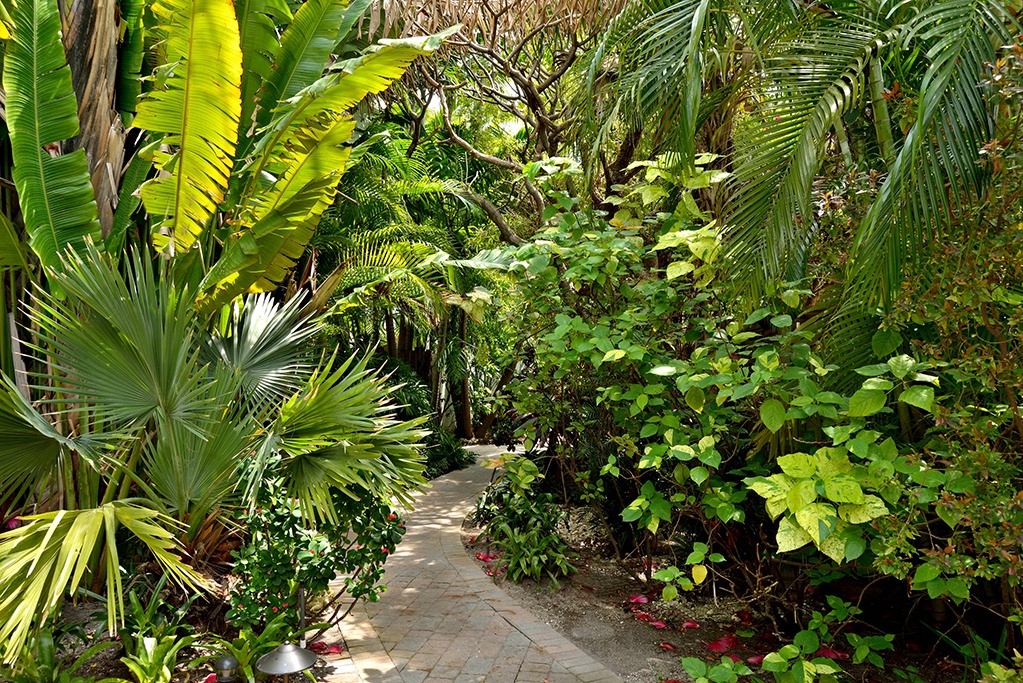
[340,450,623,683]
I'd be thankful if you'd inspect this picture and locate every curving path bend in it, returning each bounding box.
[329,445,624,683]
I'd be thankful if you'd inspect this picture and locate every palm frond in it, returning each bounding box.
[201,293,321,405]
[848,0,1016,304]
[724,14,887,301]
[0,503,204,664]
[274,354,428,522]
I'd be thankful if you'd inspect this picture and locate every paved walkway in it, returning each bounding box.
[334,445,623,683]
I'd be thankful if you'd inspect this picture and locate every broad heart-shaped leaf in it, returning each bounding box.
[871,328,903,358]
[822,473,864,504]
[3,0,101,270]
[847,388,886,417]
[136,0,243,254]
[777,452,816,478]
[795,503,836,544]
[899,385,934,412]
[760,398,786,433]
[776,515,813,552]
[838,494,888,524]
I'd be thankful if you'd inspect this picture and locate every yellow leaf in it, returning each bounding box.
[691,564,708,585]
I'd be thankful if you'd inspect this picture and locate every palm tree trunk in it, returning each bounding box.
[385,310,396,357]
[834,122,854,168]
[62,0,125,235]
[869,58,895,169]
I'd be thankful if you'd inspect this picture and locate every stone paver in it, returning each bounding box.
[331,445,624,683]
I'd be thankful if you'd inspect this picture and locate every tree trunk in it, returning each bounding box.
[869,58,895,169]
[834,122,854,168]
[385,311,396,357]
[62,0,125,235]
[474,364,516,440]
[453,310,473,439]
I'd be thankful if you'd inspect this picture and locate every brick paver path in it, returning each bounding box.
[335,445,623,683]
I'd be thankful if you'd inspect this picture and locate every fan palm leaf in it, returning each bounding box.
[200,293,321,406]
[0,503,203,663]
[274,354,428,522]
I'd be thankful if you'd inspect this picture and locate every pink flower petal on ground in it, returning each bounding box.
[650,621,668,629]
[659,642,677,652]
[680,620,700,630]
[663,679,683,683]
[635,612,654,622]
[735,609,753,621]
[309,642,327,653]
[475,552,499,562]
[628,594,649,604]
[747,655,765,666]
[815,647,850,660]
[204,675,217,683]
[726,654,741,663]
[705,635,738,652]
[324,644,344,655]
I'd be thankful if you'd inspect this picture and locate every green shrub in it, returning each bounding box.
[228,484,405,629]
[423,427,476,479]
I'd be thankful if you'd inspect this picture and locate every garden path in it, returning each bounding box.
[322,445,623,683]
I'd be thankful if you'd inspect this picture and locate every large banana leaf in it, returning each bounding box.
[0,213,30,272]
[0,503,203,663]
[2,0,101,270]
[195,173,342,311]
[235,0,292,140]
[236,0,348,165]
[135,0,243,254]
[202,35,451,309]
[243,31,455,190]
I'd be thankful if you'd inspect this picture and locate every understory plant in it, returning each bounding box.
[478,456,575,586]
[0,629,125,683]
[504,154,1022,648]
[228,483,406,629]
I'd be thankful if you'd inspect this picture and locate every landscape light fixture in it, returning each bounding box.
[254,642,317,682]
[255,583,316,681]
[214,654,240,682]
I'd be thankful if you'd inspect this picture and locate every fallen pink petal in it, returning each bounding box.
[680,620,700,630]
[658,642,677,652]
[705,635,738,652]
[815,646,850,660]
[747,655,765,666]
[628,594,649,604]
[324,644,344,655]
[650,621,668,629]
